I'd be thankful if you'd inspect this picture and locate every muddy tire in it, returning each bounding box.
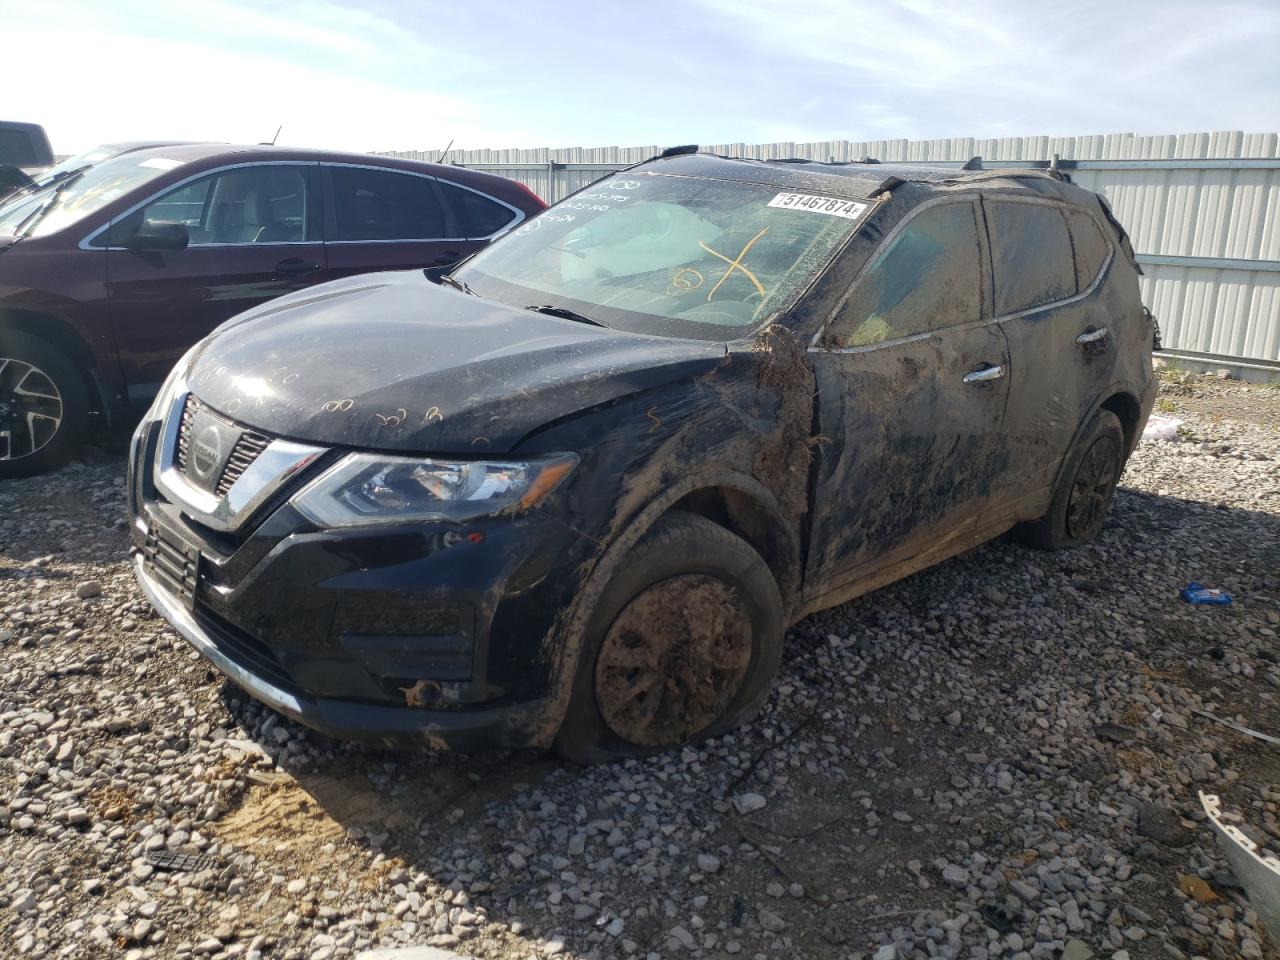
[0,332,88,480]
[555,511,784,764]
[1019,409,1125,550]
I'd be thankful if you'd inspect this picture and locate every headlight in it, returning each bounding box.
[291,452,578,528]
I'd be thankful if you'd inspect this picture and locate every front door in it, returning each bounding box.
[107,163,323,394]
[804,197,1012,603]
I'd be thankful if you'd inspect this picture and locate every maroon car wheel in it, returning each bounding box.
[0,332,87,479]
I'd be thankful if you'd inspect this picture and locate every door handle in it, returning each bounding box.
[963,364,1006,384]
[274,258,321,277]
[1076,327,1109,345]
[433,251,462,266]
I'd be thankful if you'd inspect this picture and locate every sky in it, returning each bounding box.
[4,0,1278,156]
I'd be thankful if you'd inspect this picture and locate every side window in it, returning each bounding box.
[328,167,444,241]
[106,165,310,246]
[828,201,981,348]
[988,201,1075,315]
[435,180,517,237]
[1065,208,1110,293]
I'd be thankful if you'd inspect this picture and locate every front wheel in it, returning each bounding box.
[0,332,89,480]
[1020,409,1125,550]
[555,511,784,764]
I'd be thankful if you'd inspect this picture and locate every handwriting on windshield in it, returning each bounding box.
[698,228,769,302]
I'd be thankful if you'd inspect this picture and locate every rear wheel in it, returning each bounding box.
[1020,409,1125,550]
[0,332,88,479]
[555,511,784,763]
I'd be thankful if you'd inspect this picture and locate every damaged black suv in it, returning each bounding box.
[128,152,1156,761]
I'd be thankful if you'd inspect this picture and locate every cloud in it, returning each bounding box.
[0,0,536,153]
[687,0,1280,137]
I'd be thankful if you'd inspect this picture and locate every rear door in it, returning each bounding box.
[321,164,486,279]
[805,196,1012,601]
[106,163,323,393]
[982,197,1119,521]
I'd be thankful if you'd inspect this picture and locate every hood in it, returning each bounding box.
[0,235,20,253]
[186,269,726,454]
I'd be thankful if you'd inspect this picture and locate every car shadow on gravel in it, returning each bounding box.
[185,479,1279,958]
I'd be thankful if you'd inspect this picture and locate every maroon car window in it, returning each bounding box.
[1065,208,1111,293]
[104,165,311,247]
[988,201,1075,315]
[434,180,515,237]
[828,201,981,348]
[328,167,444,241]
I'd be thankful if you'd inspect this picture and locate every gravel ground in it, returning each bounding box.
[2,374,1278,960]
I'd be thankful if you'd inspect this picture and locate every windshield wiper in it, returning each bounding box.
[524,304,607,327]
[12,167,90,236]
[1,165,91,209]
[437,273,476,295]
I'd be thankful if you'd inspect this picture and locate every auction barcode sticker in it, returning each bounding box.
[767,193,869,220]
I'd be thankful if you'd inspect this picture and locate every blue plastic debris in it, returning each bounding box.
[1181,583,1233,605]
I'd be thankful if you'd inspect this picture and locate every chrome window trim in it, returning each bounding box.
[321,161,526,242]
[78,160,320,252]
[809,193,984,352]
[151,383,326,533]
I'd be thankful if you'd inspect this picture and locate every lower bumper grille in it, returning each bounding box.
[191,604,298,694]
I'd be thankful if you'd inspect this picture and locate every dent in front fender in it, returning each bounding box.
[513,326,814,748]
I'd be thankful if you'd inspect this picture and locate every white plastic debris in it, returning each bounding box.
[1200,792,1280,941]
[1142,414,1183,442]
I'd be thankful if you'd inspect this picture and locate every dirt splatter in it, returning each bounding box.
[751,322,816,526]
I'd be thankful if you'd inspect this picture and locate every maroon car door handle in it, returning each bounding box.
[274,258,321,277]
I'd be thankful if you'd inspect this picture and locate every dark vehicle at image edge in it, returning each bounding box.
[127,152,1157,761]
[0,143,545,477]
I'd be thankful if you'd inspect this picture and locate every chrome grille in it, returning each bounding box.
[174,395,197,471]
[173,394,272,497]
[215,431,271,497]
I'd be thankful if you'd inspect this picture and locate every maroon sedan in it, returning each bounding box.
[0,143,546,478]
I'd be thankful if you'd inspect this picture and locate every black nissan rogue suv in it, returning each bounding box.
[128,152,1157,761]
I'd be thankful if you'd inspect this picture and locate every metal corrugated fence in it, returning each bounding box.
[384,132,1280,368]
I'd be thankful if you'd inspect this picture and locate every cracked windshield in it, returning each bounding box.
[457,173,872,341]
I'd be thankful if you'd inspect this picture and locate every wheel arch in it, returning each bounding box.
[0,308,106,414]
[670,484,802,609]
[1099,389,1142,456]
[531,468,802,749]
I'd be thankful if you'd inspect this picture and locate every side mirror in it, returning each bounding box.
[127,220,189,252]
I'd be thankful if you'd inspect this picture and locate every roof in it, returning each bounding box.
[641,152,1089,204]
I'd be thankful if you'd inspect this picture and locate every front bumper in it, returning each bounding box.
[134,554,554,751]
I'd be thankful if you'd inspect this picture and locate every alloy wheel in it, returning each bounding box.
[0,357,64,461]
[1065,434,1120,540]
[594,574,753,747]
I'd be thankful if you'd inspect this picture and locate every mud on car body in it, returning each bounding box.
[127,153,1157,761]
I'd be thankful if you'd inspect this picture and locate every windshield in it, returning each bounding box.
[455,172,873,342]
[0,151,184,238]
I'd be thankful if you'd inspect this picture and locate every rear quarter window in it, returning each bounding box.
[435,180,516,237]
[1065,208,1111,292]
[988,201,1075,316]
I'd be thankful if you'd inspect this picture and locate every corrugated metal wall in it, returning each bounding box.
[385,132,1280,366]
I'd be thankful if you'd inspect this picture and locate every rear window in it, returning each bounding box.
[436,180,516,237]
[1065,208,1111,292]
[988,201,1075,316]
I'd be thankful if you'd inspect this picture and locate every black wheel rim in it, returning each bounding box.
[1066,434,1120,540]
[594,574,753,747]
[0,358,63,461]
